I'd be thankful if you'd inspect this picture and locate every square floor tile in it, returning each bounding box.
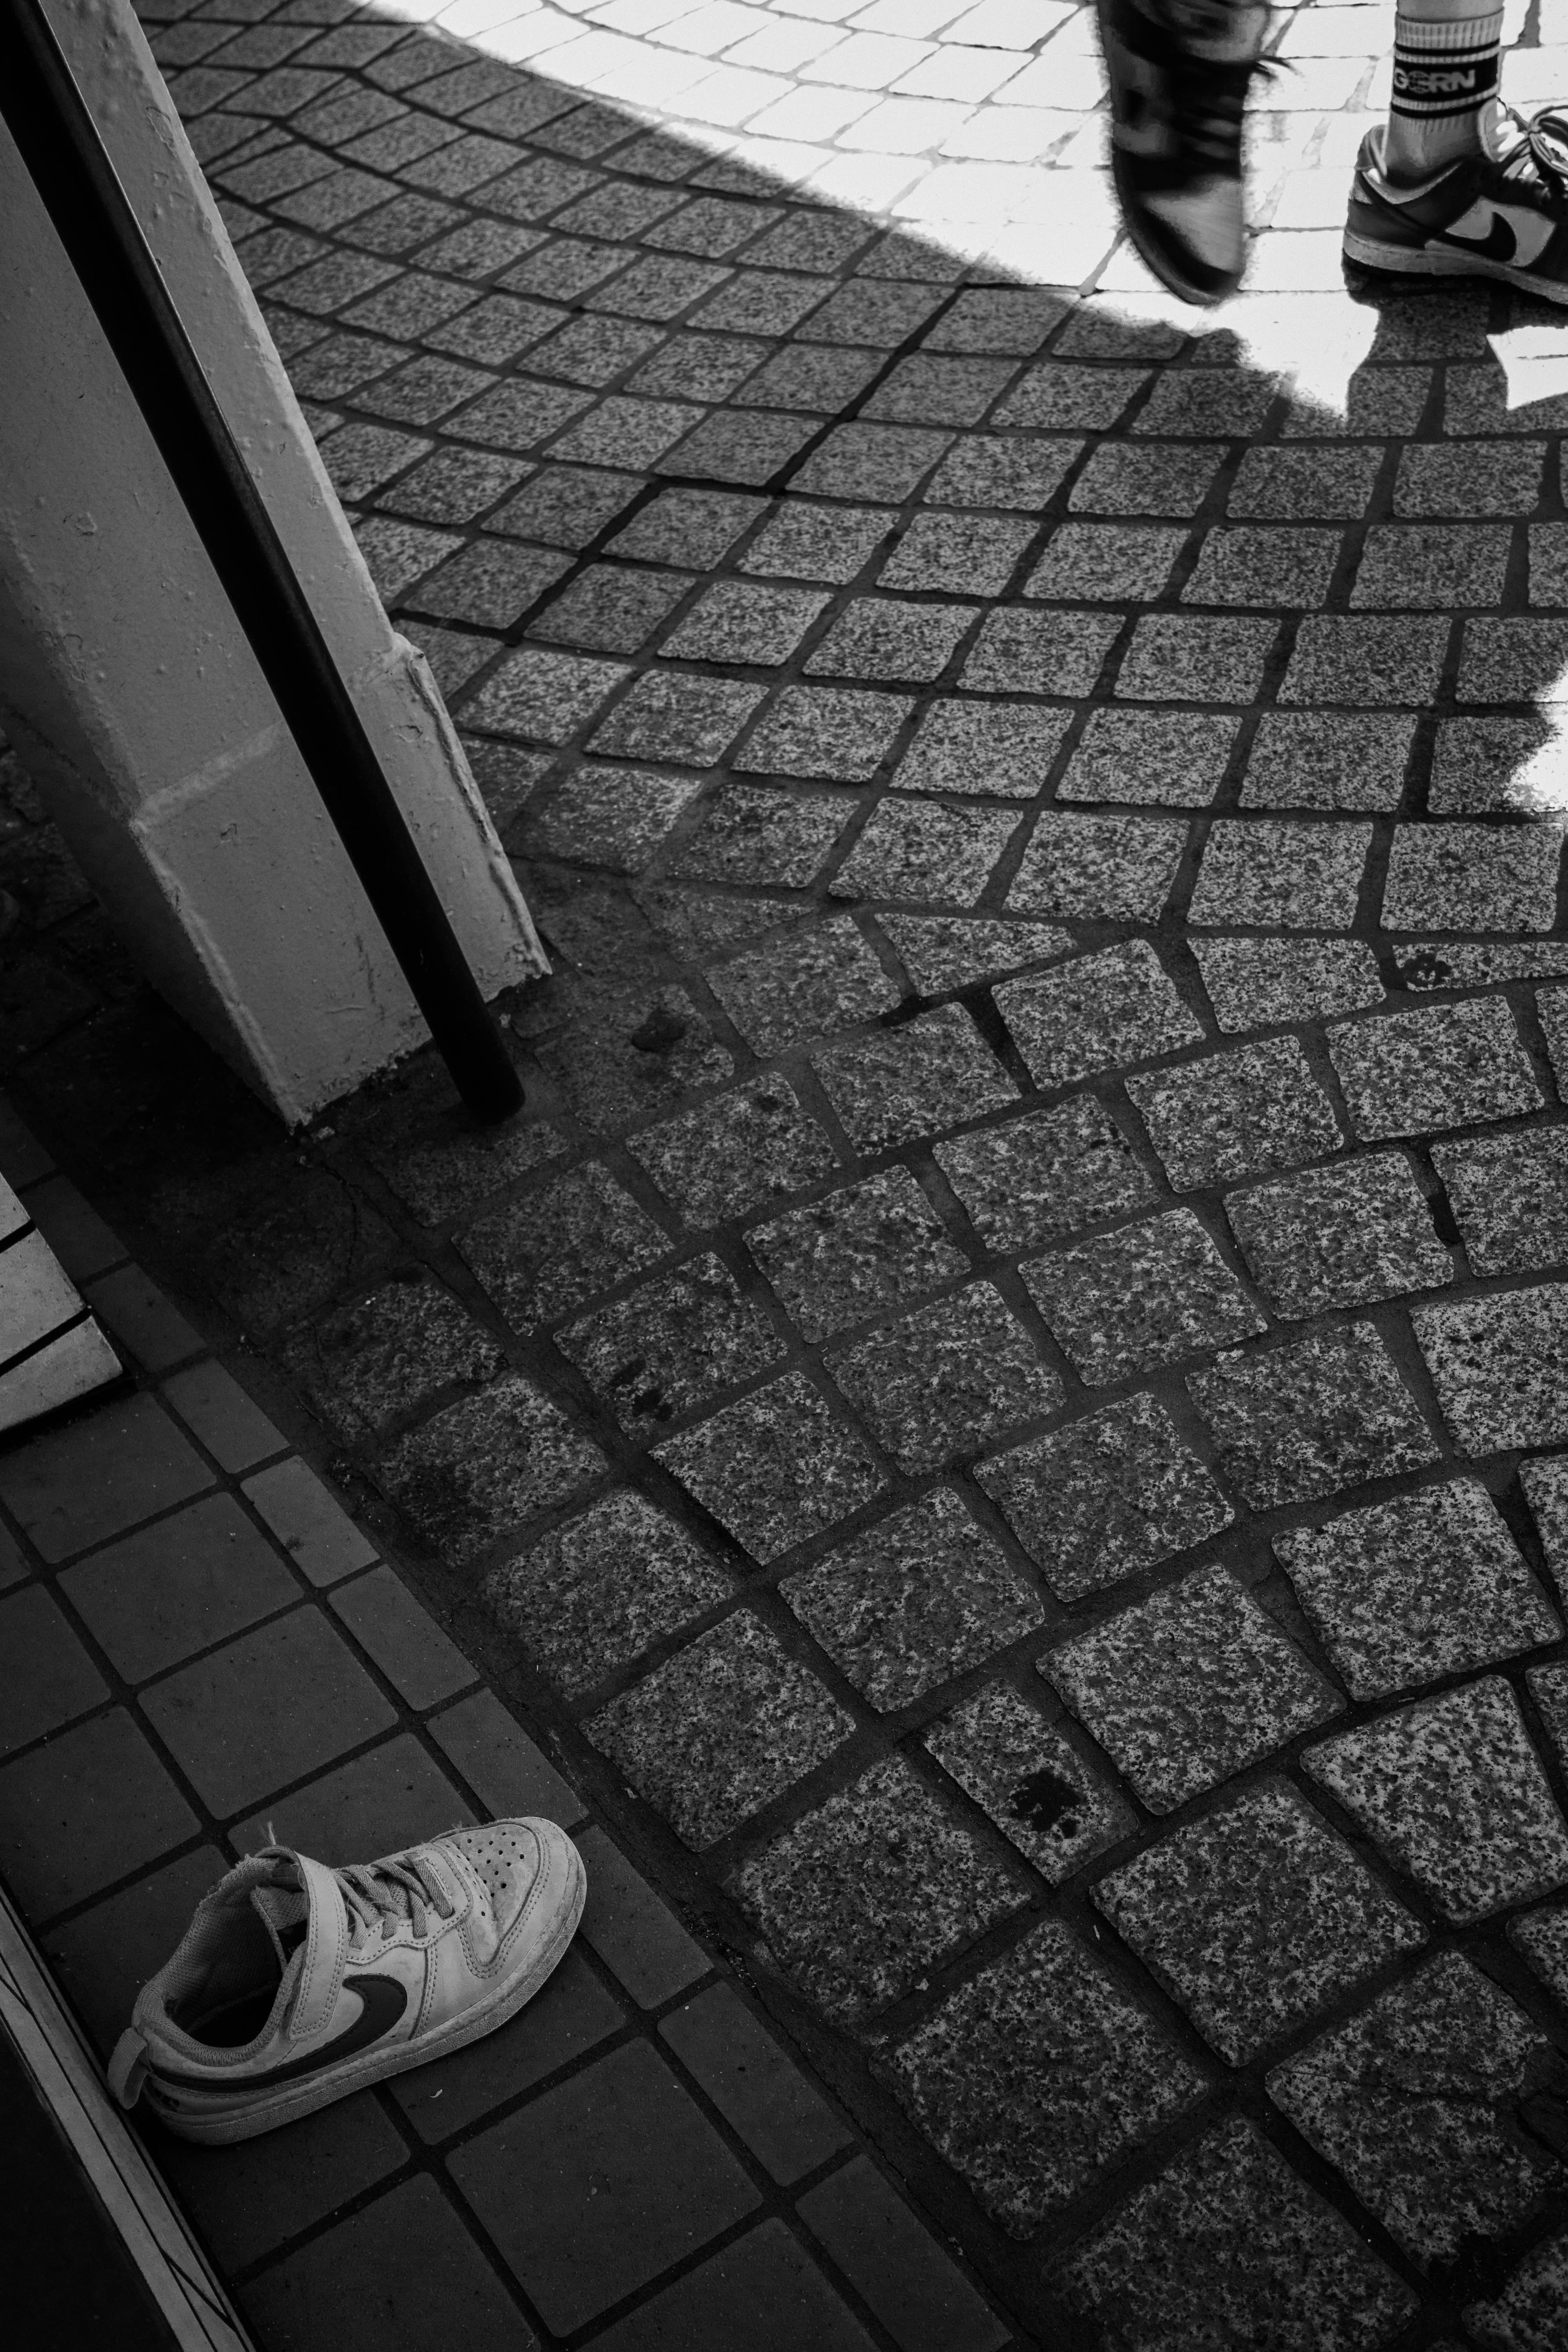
[586,2218,875,2352]
[449,2040,760,2335]
[1024,1209,1264,1387]
[0,1584,107,1755]
[1095,1782,1422,2062]
[978,1392,1232,1603]
[0,1709,198,1919]
[1042,1566,1338,1813]
[1276,1479,1559,1700]
[659,1987,851,2187]
[0,1395,213,1562]
[227,1734,472,1863]
[1225,1151,1451,1319]
[158,2094,409,2274]
[394,1947,623,2143]
[59,1493,300,1684]
[241,2176,538,2352]
[886,1922,1203,2237]
[45,1844,228,2056]
[141,1608,397,1817]
[1305,1676,1568,1922]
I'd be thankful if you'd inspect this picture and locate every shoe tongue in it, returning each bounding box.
[251,1878,310,1976]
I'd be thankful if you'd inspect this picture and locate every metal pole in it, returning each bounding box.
[0,0,524,1125]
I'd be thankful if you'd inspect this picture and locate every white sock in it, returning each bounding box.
[1385,0,1505,177]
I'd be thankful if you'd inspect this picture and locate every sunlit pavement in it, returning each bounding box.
[9,0,1568,2341]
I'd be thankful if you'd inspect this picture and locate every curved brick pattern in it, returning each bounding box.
[16,0,1568,2340]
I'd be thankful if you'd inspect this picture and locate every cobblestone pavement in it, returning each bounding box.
[13,0,1568,2340]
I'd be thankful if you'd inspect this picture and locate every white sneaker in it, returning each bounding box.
[108,1821,585,2143]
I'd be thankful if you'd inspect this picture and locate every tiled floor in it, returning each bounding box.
[0,1103,1004,2352]
[10,0,1568,2341]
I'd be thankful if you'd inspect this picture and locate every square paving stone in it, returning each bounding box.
[1463,2224,1568,2351]
[1056,2118,1415,2352]
[1352,523,1510,609]
[463,647,628,744]
[1267,1953,1558,2270]
[631,1078,840,1230]
[878,915,1074,996]
[584,2219,878,2352]
[1191,937,1385,1031]
[783,1489,1047,1714]
[1069,442,1225,517]
[1510,1898,1568,2007]
[746,1167,969,1343]
[1327,998,1541,1140]
[449,2040,760,2336]
[0,1586,107,1757]
[376,1376,606,1563]
[1025,521,1185,604]
[925,1684,1136,1884]
[978,1391,1232,1603]
[1024,1208,1264,1387]
[737,684,912,782]
[1525,1457,1568,1605]
[661,580,829,666]
[240,2176,538,2352]
[926,432,1078,514]
[892,700,1071,800]
[1229,444,1383,519]
[588,670,765,767]
[1430,714,1559,815]
[1115,615,1278,703]
[281,1273,503,1447]
[1058,710,1239,808]
[708,919,899,1056]
[1241,710,1416,811]
[523,763,700,872]
[584,1612,853,1849]
[1189,1323,1439,1507]
[831,799,1020,906]
[1281,615,1449,706]
[1188,818,1370,929]
[160,2091,410,2278]
[555,1254,782,1437]
[729,1755,1023,2028]
[1415,1284,1568,1452]
[810,1004,1015,1153]
[962,610,1122,699]
[45,1843,228,2058]
[656,1372,884,1563]
[0,1394,213,1563]
[1008,813,1187,923]
[1181,525,1341,608]
[885,1922,1203,2238]
[530,562,693,655]
[1441,1130,1568,1276]
[1396,440,1544,516]
[1126,1036,1341,1191]
[1381,821,1564,933]
[659,1985,851,2186]
[806,597,976,685]
[1459,616,1568,702]
[936,1097,1158,1256]
[1305,1676,1568,1922]
[1276,1479,1559,1701]
[1095,1782,1423,2063]
[827,1283,1061,1474]
[0,1709,198,1920]
[996,363,1149,431]
[794,2158,1010,2352]
[1042,1565,1338,1812]
[995,942,1203,1088]
[140,1607,396,1817]
[1226,1150,1451,1320]
[459,1161,669,1326]
[58,1493,301,1685]
[740,501,895,584]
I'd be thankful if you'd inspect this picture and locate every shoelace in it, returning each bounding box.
[1511,105,1568,204]
[335,1853,455,1942]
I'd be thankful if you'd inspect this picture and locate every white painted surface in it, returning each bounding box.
[0,0,545,1128]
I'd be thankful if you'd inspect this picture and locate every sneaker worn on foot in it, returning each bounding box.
[108,1821,585,2143]
[1345,107,1568,299]
[1097,0,1272,305]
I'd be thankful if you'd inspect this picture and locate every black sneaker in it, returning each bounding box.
[1096,0,1272,306]
[1344,107,1568,300]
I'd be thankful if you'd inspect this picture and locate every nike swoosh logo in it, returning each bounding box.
[155,1974,407,2093]
[1441,214,1515,261]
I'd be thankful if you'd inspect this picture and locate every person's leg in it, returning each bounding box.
[1344,0,1568,298]
[1096,0,1271,307]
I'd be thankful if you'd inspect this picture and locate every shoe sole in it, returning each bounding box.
[143,1829,587,2144]
[1343,227,1568,303]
